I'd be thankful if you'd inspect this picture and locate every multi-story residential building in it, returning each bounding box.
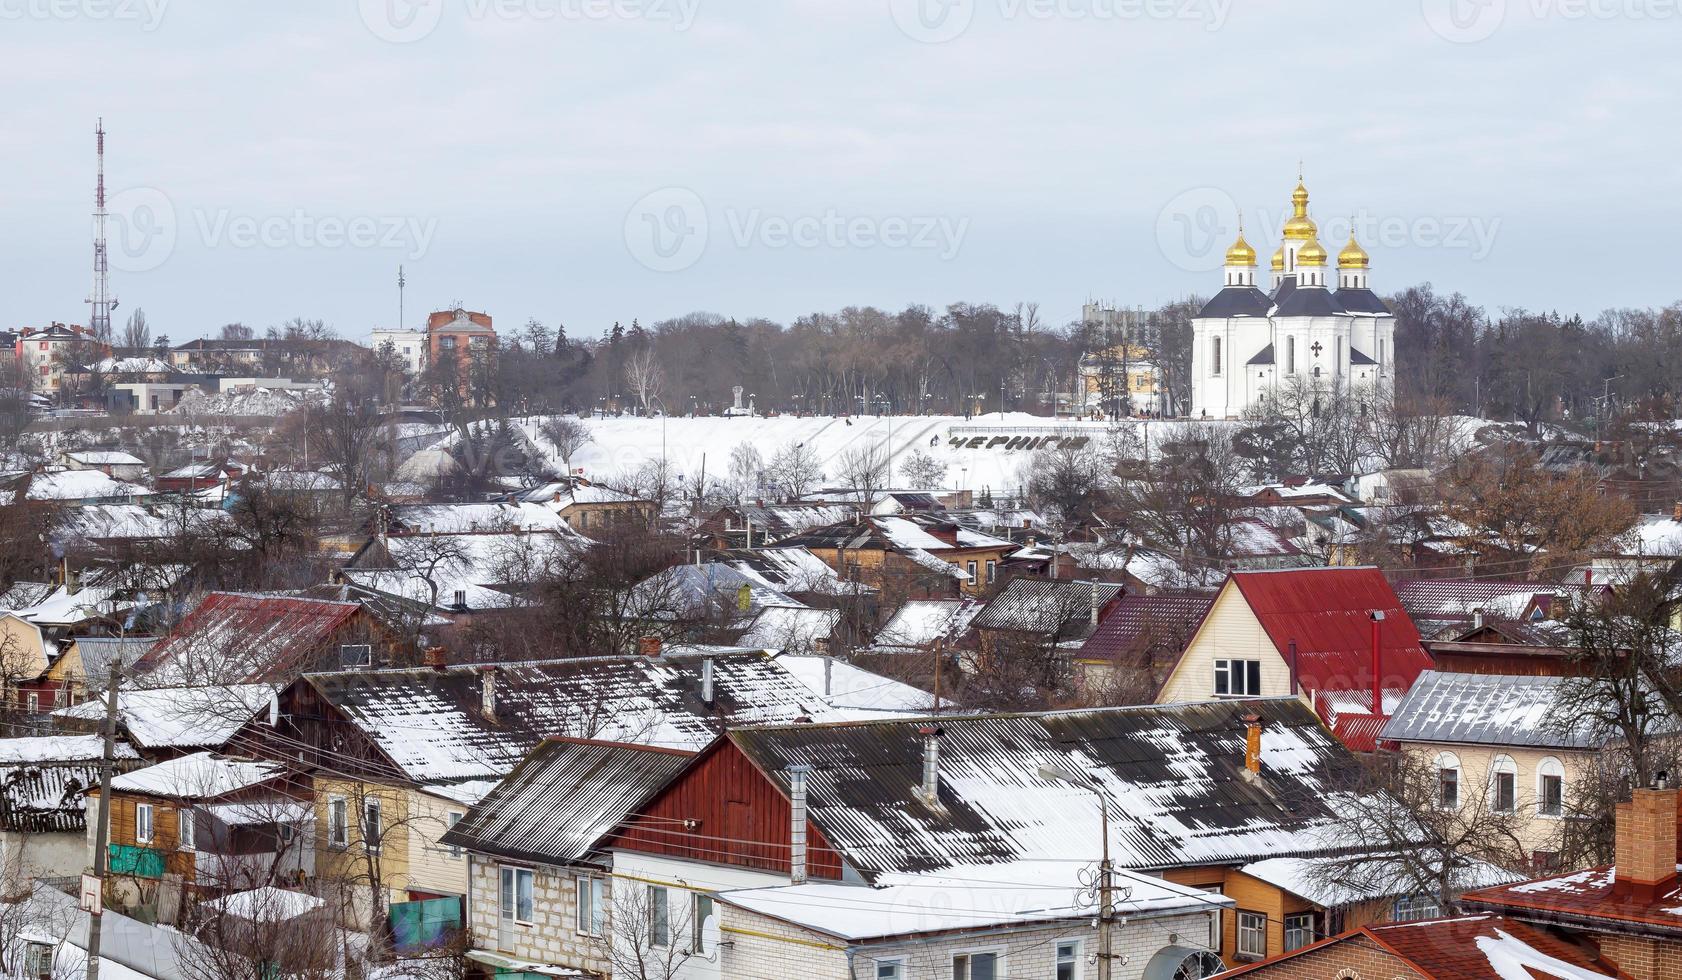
[425,307,495,375]
[15,323,103,393]
[370,328,428,378]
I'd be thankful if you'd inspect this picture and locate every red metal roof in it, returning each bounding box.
[1223,914,1628,978]
[137,592,365,682]
[1463,864,1682,936]
[1229,567,1434,699]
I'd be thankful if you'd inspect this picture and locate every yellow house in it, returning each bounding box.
[1153,569,1434,751]
[1079,344,1161,415]
[40,635,158,708]
[1379,670,1610,869]
[312,776,474,926]
[0,614,55,712]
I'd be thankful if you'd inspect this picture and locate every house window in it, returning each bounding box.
[985,560,997,584]
[576,875,605,936]
[1213,658,1262,697]
[136,803,155,844]
[1284,912,1315,951]
[328,796,349,849]
[363,798,383,851]
[1491,756,1517,813]
[692,893,715,953]
[875,960,905,980]
[23,941,52,980]
[1236,911,1267,959]
[178,808,195,851]
[26,692,38,713]
[446,811,464,858]
[1436,752,1461,810]
[339,644,372,668]
[1538,757,1565,817]
[952,951,1000,979]
[1056,940,1081,980]
[500,866,535,925]
[966,560,978,582]
[1393,894,1440,922]
[650,885,671,947]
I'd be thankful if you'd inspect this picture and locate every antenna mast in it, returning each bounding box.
[398,265,406,329]
[87,118,117,342]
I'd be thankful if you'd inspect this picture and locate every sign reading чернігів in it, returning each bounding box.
[947,435,1092,452]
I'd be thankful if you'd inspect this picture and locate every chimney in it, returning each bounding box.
[479,667,498,722]
[701,657,714,705]
[822,655,833,697]
[1287,640,1299,696]
[1242,712,1264,777]
[1674,501,1681,522]
[453,589,467,610]
[1089,582,1101,627]
[1472,607,1485,630]
[787,764,813,885]
[1368,610,1386,716]
[1614,775,1679,901]
[639,635,663,658]
[424,646,447,670]
[918,724,943,803]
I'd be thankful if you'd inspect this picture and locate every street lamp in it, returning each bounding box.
[1038,765,1116,980]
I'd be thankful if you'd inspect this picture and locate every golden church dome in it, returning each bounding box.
[1338,233,1370,269]
[1297,237,1328,266]
[1226,230,1257,266]
[1282,179,1317,241]
[1271,246,1285,272]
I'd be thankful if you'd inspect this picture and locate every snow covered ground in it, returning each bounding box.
[517,413,1153,497]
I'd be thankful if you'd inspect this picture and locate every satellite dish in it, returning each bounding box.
[701,911,722,961]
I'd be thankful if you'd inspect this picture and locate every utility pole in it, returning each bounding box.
[1097,790,1115,980]
[85,659,122,980]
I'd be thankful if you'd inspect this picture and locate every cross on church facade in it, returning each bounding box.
[1311,341,1324,357]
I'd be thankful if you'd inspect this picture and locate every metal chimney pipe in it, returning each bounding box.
[918,724,942,801]
[701,657,714,705]
[1368,611,1385,715]
[787,764,813,884]
[1089,581,1100,627]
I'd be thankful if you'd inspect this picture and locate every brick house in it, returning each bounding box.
[426,307,496,375]
[1462,779,1682,976]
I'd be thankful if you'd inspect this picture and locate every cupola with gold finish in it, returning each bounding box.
[1223,220,1258,288]
[1338,230,1371,290]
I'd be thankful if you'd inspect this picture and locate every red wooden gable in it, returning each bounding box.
[605,738,845,881]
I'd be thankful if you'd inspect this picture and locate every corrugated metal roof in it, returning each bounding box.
[968,578,1123,636]
[727,698,1367,877]
[137,592,364,683]
[1378,670,1632,749]
[1228,568,1433,695]
[1077,592,1214,664]
[442,737,693,866]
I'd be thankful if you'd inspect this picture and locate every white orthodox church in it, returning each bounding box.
[1190,178,1395,418]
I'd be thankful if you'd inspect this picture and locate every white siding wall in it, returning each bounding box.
[1157,583,1295,704]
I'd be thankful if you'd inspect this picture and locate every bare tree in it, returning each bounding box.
[119,308,151,352]
[727,442,764,504]
[539,416,593,477]
[765,441,823,501]
[592,878,699,980]
[899,448,947,491]
[836,443,892,515]
[624,347,666,412]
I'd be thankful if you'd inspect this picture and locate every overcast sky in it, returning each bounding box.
[1,0,1678,342]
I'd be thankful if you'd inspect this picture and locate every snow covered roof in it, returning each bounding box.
[297,652,908,787]
[345,530,586,612]
[717,697,1373,878]
[109,752,290,800]
[258,469,343,492]
[737,605,840,653]
[771,654,939,716]
[0,734,139,765]
[713,547,873,597]
[631,563,802,621]
[136,593,367,684]
[1221,914,1622,979]
[1239,853,1520,908]
[54,503,232,544]
[19,469,150,501]
[968,578,1122,638]
[718,861,1229,941]
[1378,670,1661,750]
[390,502,571,535]
[90,356,173,374]
[1,584,124,626]
[441,737,695,866]
[201,886,325,923]
[52,684,279,750]
[1626,513,1682,558]
[867,597,983,652]
[64,449,147,466]
[514,480,645,506]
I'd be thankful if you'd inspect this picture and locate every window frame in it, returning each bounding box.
[500,865,535,926]
[576,874,605,937]
[1236,910,1268,959]
[1283,912,1315,952]
[363,797,383,852]
[1434,752,1461,811]
[135,802,155,844]
[339,643,373,668]
[650,884,671,948]
[1537,757,1566,818]
[446,810,465,859]
[1213,658,1262,697]
[327,795,349,849]
[874,958,905,980]
[691,893,715,954]
[178,807,196,851]
[951,949,1003,980]
[23,941,53,980]
[1393,894,1441,922]
[1055,939,1082,980]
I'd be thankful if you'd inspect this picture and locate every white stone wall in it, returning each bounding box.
[718,903,1218,980]
[465,856,613,976]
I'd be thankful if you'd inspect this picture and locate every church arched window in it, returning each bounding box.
[1287,337,1296,374]
[1211,337,1222,376]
